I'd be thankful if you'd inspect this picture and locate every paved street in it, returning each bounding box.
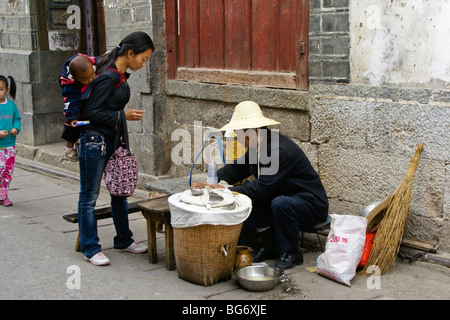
[0,156,449,304]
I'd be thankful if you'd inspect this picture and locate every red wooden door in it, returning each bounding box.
[166,0,309,90]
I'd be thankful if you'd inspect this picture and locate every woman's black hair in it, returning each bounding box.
[0,75,17,100]
[96,31,155,74]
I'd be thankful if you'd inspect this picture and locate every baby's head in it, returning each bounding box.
[69,55,95,86]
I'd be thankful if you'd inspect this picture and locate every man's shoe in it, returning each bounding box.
[275,249,303,270]
[84,252,110,266]
[252,227,277,262]
[115,241,148,254]
[252,247,278,263]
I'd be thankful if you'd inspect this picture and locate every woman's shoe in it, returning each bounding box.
[84,252,110,266]
[115,241,148,254]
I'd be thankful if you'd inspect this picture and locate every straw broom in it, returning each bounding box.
[359,143,424,275]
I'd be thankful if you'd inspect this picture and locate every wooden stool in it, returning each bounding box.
[300,215,332,252]
[138,196,175,271]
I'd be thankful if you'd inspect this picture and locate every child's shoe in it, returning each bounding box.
[1,198,13,206]
[64,147,78,162]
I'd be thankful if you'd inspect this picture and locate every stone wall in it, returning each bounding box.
[164,81,311,176]
[310,84,449,250]
[0,0,77,146]
[103,0,167,177]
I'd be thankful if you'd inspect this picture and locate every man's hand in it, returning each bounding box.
[190,181,225,189]
[208,183,225,189]
[190,181,206,189]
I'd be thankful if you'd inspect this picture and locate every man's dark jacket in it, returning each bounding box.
[217,130,328,218]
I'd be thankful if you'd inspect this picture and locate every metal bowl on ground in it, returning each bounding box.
[359,200,382,218]
[235,265,284,292]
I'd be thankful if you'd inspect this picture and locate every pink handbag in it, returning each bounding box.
[104,112,138,197]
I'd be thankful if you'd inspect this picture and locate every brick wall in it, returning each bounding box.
[309,0,350,83]
[0,0,36,50]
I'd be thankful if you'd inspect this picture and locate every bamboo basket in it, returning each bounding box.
[173,223,243,286]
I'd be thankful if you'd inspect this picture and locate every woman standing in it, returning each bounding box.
[78,32,154,266]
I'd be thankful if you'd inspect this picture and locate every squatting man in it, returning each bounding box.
[191,101,329,270]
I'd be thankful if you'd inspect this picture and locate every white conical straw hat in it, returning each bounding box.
[220,101,280,131]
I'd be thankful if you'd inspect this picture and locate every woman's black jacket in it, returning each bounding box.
[82,66,130,138]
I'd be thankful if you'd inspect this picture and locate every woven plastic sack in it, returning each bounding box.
[317,214,367,286]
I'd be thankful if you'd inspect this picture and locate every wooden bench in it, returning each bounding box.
[138,196,175,271]
[63,201,142,252]
[63,196,175,271]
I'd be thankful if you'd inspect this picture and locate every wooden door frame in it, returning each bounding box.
[80,0,107,56]
[93,0,107,55]
[35,0,49,51]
